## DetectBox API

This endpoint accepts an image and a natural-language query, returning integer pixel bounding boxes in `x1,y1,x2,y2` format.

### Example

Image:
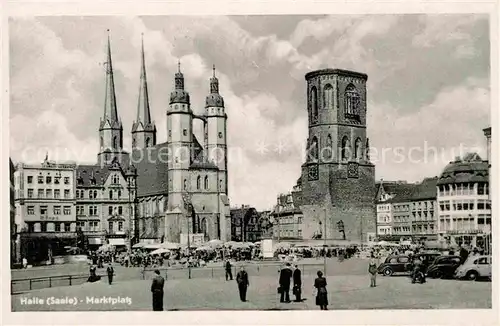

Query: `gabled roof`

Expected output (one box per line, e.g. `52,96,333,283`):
131,142,169,198
376,182,416,204
76,165,110,187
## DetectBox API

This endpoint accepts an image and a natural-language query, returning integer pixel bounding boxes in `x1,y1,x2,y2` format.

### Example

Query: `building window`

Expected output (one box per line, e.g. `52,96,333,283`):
109,206,113,215
40,206,48,215
109,190,113,199
38,189,44,198
218,132,223,139
118,221,123,231
109,221,113,232
76,205,84,215
204,176,209,190
146,137,150,147
112,175,119,184
38,176,44,184
54,206,61,215
344,84,360,117
325,134,333,160
354,138,362,160
64,223,71,232
323,84,334,109
64,189,70,199
93,190,98,199
46,176,52,184
183,179,187,190
54,177,60,184
64,177,70,185
27,206,35,215
310,86,318,122
118,190,121,198
63,206,71,215
341,136,349,161
89,190,94,199
118,206,123,215
46,189,52,198
89,205,97,216
197,176,201,190
54,189,60,199
27,176,33,184
55,223,60,232
183,129,187,136
27,189,34,198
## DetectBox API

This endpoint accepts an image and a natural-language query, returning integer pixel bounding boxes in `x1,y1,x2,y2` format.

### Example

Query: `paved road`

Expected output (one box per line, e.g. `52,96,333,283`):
11,258,368,293
12,272,491,311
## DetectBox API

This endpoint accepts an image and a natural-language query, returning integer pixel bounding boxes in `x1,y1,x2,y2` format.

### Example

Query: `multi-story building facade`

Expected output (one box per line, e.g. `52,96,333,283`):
410,177,438,241
271,193,305,240
375,182,414,241
14,158,77,264
230,206,262,242
437,153,490,247
10,158,17,265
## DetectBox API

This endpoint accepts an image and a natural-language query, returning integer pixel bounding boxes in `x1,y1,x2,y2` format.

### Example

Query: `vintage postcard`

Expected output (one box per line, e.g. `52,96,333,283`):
2,0,498,325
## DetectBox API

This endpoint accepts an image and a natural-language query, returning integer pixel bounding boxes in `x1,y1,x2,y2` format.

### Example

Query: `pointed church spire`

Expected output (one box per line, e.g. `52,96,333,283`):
136,33,152,125
103,30,119,124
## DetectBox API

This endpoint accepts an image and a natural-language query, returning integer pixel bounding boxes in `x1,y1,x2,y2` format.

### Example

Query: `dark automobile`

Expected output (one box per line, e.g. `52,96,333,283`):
378,253,442,276
378,255,412,276
426,255,463,279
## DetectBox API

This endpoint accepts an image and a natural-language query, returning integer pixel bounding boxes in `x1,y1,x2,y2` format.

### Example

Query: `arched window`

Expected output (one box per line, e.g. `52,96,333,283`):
197,176,201,190
146,137,150,148
113,136,117,148
344,84,360,116
200,217,208,240
323,84,334,110
310,137,319,161
100,136,104,148
183,179,187,191
341,136,350,161
354,138,362,160
204,176,209,190
94,190,98,199
311,86,318,122
325,134,333,161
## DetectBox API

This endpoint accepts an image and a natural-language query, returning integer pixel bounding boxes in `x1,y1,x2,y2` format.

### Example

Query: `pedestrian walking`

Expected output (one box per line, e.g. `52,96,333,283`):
236,266,249,302
293,264,302,302
368,255,377,287
106,263,114,285
279,263,293,303
151,269,165,311
314,270,328,310
225,260,233,281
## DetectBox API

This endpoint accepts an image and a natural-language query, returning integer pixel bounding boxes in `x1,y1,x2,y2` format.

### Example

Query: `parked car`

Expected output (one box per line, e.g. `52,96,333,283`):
414,252,442,271
426,255,463,279
378,255,412,276
455,255,492,281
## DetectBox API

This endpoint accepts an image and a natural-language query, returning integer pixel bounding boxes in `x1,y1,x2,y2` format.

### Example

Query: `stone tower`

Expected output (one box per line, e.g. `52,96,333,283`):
298,68,376,243
131,35,157,149
165,62,194,241
97,32,127,166
205,65,228,195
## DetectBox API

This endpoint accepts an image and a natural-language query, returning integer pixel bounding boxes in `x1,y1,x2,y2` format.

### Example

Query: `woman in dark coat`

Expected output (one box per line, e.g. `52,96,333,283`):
314,270,328,310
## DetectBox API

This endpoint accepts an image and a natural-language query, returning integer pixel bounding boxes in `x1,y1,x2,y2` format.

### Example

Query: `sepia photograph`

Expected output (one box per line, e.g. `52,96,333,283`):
3,4,496,323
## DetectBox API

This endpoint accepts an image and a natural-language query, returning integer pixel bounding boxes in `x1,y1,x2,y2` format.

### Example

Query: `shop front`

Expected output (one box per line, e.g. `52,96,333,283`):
20,232,77,265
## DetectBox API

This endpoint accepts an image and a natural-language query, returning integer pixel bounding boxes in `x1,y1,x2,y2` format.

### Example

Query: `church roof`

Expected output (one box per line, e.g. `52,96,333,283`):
131,142,169,198
100,31,121,129
76,165,111,187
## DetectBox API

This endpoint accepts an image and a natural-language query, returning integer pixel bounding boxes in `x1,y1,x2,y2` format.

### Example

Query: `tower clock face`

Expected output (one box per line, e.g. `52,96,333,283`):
308,164,319,181
347,162,359,178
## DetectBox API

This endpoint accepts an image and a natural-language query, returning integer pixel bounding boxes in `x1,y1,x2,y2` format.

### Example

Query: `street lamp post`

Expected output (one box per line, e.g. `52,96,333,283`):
323,206,327,275
183,192,193,280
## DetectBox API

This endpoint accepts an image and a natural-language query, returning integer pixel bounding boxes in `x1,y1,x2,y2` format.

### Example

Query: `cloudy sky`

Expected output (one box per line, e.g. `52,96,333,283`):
9,14,490,210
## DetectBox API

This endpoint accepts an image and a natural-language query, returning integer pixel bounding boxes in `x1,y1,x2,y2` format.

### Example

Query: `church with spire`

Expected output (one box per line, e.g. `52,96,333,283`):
74,32,230,250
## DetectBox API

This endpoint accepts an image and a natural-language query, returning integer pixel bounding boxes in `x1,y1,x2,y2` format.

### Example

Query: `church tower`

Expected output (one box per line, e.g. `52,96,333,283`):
298,69,376,243
165,62,193,241
97,31,126,166
131,34,156,149
205,65,228,195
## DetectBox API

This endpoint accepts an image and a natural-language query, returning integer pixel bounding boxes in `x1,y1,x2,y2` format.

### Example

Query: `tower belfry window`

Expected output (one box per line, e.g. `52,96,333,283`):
113,136,117,148
323,84,333,110
310,86,318,123
310,137,319,161
326,134,333,160
355,138,362,160
204,176,209,190
341,136,350,161
146,137,150,147
197,176,201,190
345,84,360,117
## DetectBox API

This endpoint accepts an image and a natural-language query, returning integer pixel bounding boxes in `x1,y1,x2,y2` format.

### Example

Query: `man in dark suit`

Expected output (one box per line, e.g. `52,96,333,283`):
236,266,249,302
106,263,114,285
151,269,165,311
225,260,233,281
293,264,302,302
279,263,293,303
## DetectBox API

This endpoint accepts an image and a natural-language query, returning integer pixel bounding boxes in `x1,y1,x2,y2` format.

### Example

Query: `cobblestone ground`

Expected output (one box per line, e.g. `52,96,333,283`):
12,273,491,311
